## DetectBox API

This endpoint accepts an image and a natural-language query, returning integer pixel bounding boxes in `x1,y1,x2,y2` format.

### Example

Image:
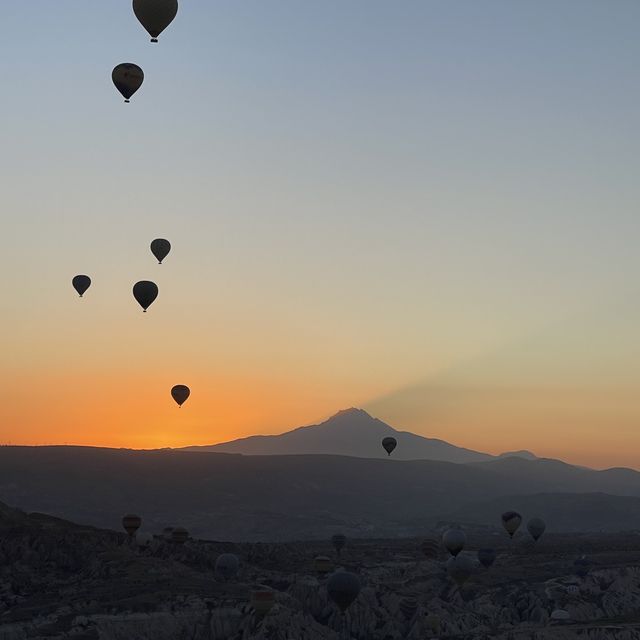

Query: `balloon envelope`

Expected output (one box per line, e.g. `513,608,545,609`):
133,0,178,42
477,548,496,568
501,511,522,538
215,553,240,581
331,533,346,554
446,554,474,586
150,238,171,264
442,528,466,557
250,590,275,616
122,514,141,536
112,63,144,102
72,275,91,297
171,527,189,544
382,436,397,456
327,571,360,612
133,280,158,311
313,555,332,574
171,385,190,407
527,517,546,541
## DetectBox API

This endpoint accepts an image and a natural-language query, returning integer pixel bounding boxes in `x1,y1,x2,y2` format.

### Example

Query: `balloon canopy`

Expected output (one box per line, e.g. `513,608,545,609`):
112,63,144,102
133,0,179,42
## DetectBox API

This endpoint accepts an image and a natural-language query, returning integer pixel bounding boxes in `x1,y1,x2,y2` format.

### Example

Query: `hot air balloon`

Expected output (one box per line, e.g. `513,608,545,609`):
381,436,397,456
171,385,190,407
421,537,440,559
72,275,91,297
527,517,546,542
442,528,466,557
446,554,474,587
477,548,496,568
566,584,580,597
150,238,171,264
331,533,346,556
313,555,332,575
133,0,178,43
122,514,141,537
501,511,522,538
112,63,144,103
171,527,189,544
251,589,275,617
327,571,361,613
215,553,239,581
162,526,174,540
574,555,590,579
133,280,158,312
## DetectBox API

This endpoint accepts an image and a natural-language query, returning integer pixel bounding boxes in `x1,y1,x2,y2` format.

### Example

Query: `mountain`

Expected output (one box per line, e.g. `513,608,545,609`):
1,445,640,540
182,408,500,464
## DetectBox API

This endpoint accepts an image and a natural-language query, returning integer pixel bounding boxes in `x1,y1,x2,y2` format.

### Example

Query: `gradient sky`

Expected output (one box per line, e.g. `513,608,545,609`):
2,1,640,469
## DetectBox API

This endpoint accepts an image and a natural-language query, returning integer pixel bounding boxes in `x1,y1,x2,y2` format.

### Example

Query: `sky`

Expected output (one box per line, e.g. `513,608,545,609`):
2,1,640,469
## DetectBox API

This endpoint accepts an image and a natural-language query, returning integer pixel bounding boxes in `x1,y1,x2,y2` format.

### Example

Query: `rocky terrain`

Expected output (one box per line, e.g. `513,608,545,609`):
3,501,640,639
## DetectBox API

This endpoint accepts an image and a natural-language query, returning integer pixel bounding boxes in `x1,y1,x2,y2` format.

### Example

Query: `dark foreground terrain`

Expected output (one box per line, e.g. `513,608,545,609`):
2,502,640,639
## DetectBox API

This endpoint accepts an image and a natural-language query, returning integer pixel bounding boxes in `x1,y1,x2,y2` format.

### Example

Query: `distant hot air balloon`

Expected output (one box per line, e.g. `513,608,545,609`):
171,385,190,407
527,517,546,542
133,0,178,43
112,63,144,103
331,533,346,556
72,275,91,297
477,548,496,569
501,511,522,538
327,571,361,613
133,280,158,312
162,526,174,540
382,436,397,456
446,554,474,587
150,238,171,264
122,514,141,537
442,528,466,557
313,555,332,575
215,553,240,581
574,555,590,579
421,537,440,559
171,527,189,544
251,589,275,617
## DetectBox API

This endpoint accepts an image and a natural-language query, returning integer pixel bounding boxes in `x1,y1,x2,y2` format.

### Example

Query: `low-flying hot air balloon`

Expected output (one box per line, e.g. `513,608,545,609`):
501,511,522,538
527,517,546,542
133,0,178,43
251,589,275,617
171,527,189,544
313,555,332,575
112,64,144,103
133,280,158,312
150,238,171,264
327,571,361,613
171,385,190,408
443,528,466,557
162,526,174,540
331,533,346,556
574,555,590,579
382,436,397,456
215,553,240,581
72,275,91,297
477,548,496,569
421,537,440,559
122,514,141,537
446,554,474,587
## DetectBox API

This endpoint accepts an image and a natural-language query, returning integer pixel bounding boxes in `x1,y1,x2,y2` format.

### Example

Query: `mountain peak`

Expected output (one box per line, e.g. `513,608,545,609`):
329,407,373,420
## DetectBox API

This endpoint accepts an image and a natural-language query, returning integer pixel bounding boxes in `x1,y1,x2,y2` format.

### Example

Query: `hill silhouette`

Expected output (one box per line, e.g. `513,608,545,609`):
182,408,512,463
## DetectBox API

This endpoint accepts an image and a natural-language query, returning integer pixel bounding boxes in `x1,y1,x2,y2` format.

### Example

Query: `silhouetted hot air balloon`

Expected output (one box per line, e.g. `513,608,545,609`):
477,548,496,568
443,528,466,557
251,589,275,617
122,514,141,537
382,436,397,456
421,537,440,559
215,553,239,581
313,555,332,575
150,238,171,264
171,385,190,407
527,517,546,542
171,527,189,544
501,511,522,538
72,275,91,298
133,0,178,43
574,555,590,579
327,571,361,613
331,533,346,556
162,526,174,540
446,554,474,587
112,63,144,103
133,280,158,312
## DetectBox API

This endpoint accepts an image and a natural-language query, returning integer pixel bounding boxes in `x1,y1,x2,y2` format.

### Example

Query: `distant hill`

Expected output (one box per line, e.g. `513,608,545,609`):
1,445,640,540
182,408,508,464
